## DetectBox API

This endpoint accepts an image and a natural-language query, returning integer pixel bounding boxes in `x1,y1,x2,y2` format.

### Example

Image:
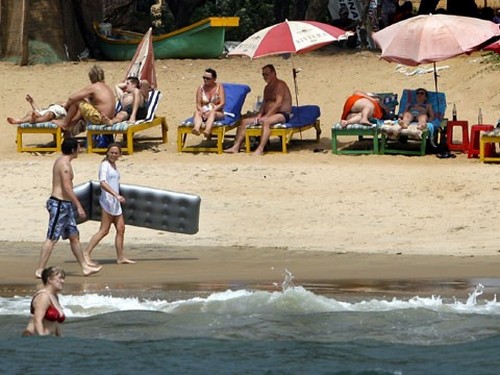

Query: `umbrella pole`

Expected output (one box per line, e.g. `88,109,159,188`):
291,59,301,124
292,66,300,107
433,62,439,93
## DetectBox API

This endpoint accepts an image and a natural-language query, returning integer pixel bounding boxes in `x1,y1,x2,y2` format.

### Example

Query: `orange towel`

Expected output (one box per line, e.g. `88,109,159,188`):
341,94,383,120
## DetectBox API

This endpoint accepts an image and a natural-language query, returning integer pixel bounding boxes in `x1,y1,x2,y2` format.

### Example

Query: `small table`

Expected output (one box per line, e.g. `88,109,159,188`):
480,131,500,162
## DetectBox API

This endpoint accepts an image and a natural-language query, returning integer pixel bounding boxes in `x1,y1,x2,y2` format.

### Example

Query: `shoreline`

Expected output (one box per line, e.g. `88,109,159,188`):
1,242,500,299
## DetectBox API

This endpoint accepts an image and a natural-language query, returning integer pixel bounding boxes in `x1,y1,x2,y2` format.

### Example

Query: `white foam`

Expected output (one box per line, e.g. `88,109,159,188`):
1,284,499,318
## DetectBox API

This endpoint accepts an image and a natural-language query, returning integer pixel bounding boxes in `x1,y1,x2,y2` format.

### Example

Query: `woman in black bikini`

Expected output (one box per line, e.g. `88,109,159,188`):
23,267,66,336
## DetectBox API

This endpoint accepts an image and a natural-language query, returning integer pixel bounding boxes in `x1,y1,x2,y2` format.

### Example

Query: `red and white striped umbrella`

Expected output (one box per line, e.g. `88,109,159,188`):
484,40,500,54
228,20,351,59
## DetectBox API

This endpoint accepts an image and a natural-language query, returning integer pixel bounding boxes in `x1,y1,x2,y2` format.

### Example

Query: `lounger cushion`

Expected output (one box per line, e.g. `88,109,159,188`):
18,122,59,129
87,90,162,132
247,105,321,129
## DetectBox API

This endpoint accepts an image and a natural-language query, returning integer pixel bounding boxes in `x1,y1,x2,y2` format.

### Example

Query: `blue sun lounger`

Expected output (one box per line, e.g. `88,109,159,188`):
379,89,446,156
177,82,251,153
244,105,321,153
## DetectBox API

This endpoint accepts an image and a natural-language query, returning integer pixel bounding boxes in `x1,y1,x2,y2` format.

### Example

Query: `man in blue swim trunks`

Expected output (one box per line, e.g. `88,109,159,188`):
224,64,292,155
35,138,102,278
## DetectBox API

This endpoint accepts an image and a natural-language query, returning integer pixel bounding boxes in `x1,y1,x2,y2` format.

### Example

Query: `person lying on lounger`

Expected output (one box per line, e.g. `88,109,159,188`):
340,90,385,127
7,94,66,126
398,88,434,130
102,76,149,125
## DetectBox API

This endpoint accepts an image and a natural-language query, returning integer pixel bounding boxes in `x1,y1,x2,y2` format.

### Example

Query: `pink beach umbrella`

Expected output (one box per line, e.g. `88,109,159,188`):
228,20,352,105
372,14,500,92
124,28,157,89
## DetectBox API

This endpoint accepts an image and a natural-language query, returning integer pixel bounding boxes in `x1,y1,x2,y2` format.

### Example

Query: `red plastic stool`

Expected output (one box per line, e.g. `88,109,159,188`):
468,124,494,158
446,120,469,152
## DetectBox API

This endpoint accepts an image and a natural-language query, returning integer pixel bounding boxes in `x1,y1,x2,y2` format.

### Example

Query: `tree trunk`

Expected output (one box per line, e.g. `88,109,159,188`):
305,0,329,21
417,0,439,15
447,0,480,17
166,0,206,29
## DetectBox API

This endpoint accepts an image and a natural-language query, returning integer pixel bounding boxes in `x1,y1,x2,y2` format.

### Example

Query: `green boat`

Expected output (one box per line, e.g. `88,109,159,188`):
95,17,240,60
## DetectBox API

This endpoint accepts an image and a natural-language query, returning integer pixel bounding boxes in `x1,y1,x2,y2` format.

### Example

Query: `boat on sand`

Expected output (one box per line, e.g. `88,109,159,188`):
94,17,239,60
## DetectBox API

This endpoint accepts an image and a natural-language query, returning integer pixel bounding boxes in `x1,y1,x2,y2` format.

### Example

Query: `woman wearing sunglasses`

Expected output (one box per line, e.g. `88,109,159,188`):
399,88,434,130
192,68,225,139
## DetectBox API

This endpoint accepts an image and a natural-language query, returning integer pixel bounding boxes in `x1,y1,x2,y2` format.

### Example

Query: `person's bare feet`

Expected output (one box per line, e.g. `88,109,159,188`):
203,131,212,140
223,146,240,153
117,258,136,264
82,265,102,276
192,128,201,136
252,149,264,156
83,252,99,267
340,120,348,128
7,117,21,125
360,119,372,126
35,269,43,279
101,115,113,126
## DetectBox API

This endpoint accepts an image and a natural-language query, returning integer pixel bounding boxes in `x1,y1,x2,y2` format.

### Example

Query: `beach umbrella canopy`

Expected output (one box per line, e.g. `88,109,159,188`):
228,20,351,59
372,14,500,92
228,20,351,105
125,28,157,89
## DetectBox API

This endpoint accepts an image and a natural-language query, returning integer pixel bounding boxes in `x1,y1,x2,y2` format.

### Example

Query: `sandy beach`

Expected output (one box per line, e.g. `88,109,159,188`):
1,49,500,291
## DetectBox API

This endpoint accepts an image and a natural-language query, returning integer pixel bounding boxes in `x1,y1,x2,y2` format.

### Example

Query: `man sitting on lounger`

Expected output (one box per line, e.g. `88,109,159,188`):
340,90,385,127
224,64,292,155
62,65,116,136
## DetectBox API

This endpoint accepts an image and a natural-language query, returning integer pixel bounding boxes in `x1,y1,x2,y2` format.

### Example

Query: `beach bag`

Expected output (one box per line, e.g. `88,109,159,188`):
92,134,114,148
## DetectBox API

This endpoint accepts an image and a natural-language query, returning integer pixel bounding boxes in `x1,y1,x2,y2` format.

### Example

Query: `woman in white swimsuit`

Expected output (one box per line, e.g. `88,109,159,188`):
84,143,135,265
192,68,225,138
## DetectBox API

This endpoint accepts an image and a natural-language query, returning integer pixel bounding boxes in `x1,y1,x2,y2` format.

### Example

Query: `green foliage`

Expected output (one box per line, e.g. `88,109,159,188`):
481,52,500,71
193,0,276,41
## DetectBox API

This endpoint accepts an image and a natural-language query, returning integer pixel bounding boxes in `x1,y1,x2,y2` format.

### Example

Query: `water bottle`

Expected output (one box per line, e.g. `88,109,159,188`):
254,96,262,113
478,108,483,124
452,103,457,121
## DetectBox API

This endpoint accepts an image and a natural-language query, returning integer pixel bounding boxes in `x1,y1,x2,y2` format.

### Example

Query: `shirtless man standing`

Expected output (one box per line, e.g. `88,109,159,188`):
35,138,102,278
224,64,292,155
62,65,115,136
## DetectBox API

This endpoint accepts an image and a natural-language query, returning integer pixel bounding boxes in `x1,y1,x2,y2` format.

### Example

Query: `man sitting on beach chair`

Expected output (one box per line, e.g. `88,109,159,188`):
62,65,115,137
224,64,292,155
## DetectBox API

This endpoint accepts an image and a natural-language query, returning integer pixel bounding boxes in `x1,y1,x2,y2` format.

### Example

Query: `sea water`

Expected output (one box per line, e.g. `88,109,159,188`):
1,276,500,375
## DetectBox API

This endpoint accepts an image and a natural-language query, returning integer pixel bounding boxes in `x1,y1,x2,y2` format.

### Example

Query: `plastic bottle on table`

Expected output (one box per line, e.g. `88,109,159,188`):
478,108,483,124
